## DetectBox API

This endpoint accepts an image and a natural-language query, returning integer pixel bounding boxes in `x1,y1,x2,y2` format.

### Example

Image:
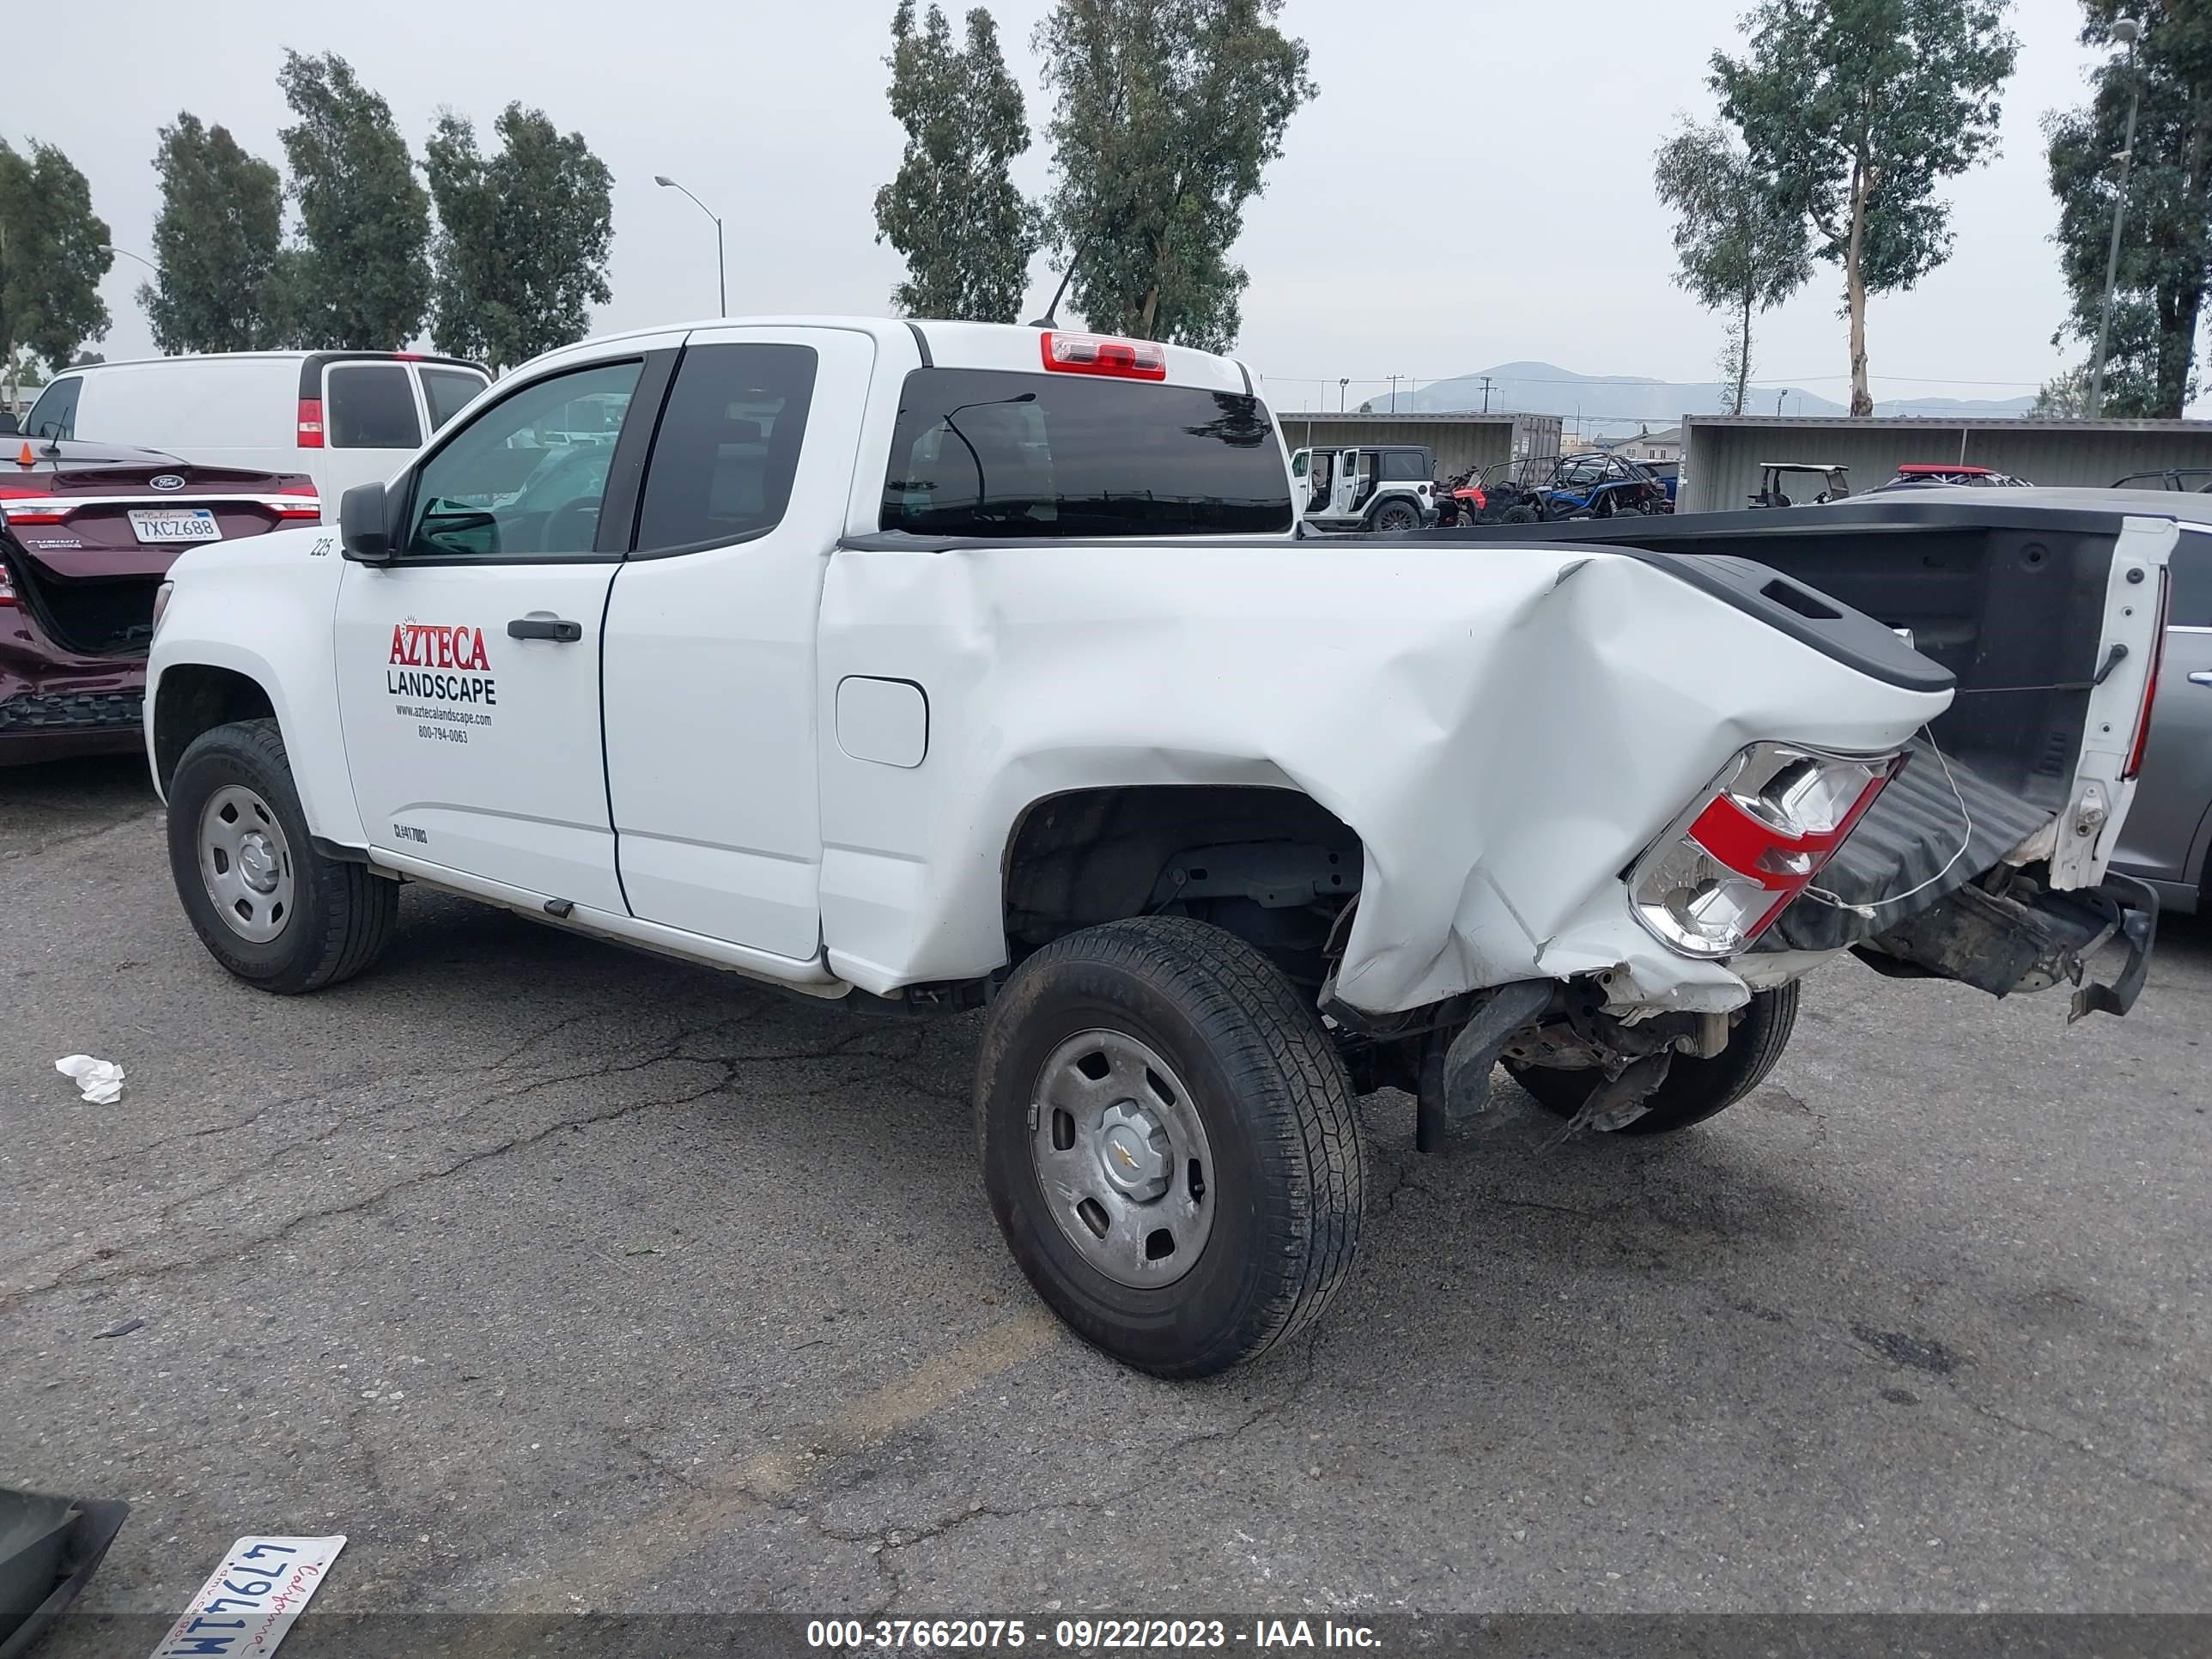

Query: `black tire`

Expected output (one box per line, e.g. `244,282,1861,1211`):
166,717,398,994
1501,504,1540,524
1370,497,1422,532
1504,981,1801,1136
975,915,1363,1377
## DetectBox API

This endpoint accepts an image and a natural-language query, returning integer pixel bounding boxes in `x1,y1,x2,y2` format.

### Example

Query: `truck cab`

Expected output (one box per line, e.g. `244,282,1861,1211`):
1290,445,1436,530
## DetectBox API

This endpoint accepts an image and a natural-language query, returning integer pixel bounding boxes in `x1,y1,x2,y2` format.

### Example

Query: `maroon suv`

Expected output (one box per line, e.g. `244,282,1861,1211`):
0,439,318,765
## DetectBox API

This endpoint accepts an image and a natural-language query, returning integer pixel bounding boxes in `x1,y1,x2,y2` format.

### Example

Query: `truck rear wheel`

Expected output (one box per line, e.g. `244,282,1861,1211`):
166,718,398,994
1504,982,1801,1136
975,916,1364,1377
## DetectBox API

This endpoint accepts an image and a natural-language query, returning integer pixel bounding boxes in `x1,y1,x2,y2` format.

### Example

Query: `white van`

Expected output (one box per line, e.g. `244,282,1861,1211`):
22,352,491,520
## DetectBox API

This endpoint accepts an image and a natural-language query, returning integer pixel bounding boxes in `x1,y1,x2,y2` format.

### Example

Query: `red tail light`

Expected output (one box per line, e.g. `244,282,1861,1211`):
273,498,324,520
0,495,70,525
1040,331,1168,380
297,398,325,447
1628,744,1902,958
2122,569,2170,781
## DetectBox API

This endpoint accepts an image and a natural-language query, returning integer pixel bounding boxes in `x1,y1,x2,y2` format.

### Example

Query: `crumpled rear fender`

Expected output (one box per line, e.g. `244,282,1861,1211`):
815,540,1948,1011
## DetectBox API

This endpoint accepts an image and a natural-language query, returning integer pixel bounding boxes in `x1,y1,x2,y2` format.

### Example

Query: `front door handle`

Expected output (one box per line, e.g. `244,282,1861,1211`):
2190,671,2212,688
507,617,582,642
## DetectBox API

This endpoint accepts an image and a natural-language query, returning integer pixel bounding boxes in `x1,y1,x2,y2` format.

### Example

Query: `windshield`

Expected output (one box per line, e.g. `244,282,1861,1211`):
881,368,1291,538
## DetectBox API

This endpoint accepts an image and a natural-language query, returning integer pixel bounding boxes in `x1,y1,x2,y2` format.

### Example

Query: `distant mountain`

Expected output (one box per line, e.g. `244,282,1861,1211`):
1369,361,2034,435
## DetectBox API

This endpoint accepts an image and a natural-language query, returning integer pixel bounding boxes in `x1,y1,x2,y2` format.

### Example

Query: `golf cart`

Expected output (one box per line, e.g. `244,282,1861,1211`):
1748,462,1850,507
1290,445,1437,531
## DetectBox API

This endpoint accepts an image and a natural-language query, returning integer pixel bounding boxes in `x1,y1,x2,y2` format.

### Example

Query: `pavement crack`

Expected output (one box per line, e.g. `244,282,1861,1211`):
0,1065,733,1309
1950,1389,2205,1509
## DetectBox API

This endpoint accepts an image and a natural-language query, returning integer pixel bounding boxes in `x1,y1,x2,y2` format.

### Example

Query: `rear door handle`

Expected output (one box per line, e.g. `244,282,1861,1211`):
507,617,582,642
2190,671,2212,687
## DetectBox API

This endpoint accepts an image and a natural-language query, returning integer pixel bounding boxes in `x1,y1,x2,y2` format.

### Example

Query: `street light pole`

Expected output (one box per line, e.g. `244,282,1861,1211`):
653,174,726,316
2087,18,2144,420
1338,376,1349,413
102,246,158,276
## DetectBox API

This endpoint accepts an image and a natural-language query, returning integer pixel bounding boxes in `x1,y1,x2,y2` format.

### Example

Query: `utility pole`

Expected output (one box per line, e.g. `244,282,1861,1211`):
1388,374,1401,412
2088,17,2145,419
1479,375,1494,414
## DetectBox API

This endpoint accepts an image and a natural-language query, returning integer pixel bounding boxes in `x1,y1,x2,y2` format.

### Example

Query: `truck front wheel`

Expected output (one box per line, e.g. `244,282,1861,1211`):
166,717,398,994
975,916,1364,1377
1504,982,1801,1135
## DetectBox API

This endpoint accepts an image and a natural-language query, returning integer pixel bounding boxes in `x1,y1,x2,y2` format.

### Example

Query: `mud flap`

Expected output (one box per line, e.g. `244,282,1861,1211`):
1419,978,1557,1154
2069,874,2157,1023
1854,874,2158,1022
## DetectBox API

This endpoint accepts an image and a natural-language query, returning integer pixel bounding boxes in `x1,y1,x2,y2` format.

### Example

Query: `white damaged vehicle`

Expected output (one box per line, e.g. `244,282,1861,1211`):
144,318,2167,1375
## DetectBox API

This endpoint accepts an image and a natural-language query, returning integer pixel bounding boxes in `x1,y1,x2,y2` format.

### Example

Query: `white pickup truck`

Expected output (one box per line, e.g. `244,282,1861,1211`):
145,317,2168,1376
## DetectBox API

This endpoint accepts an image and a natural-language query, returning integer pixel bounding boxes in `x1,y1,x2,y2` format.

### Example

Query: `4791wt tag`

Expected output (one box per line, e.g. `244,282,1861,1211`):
149,1535,346,1658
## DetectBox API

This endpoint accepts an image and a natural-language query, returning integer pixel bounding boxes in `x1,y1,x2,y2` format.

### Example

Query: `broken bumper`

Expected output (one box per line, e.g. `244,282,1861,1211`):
1856,872,2158,1022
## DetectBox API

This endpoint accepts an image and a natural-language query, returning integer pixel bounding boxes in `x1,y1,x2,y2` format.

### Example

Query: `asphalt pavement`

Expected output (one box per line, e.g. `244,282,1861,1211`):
3,754,2207,1638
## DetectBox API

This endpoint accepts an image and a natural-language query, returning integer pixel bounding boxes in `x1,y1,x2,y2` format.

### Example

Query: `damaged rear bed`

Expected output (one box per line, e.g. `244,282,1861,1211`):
1407,490,2174,1017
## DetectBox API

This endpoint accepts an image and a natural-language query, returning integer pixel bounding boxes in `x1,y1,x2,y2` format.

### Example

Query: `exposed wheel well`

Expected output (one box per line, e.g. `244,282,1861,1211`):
152,665,276,793
1002,785,1362,990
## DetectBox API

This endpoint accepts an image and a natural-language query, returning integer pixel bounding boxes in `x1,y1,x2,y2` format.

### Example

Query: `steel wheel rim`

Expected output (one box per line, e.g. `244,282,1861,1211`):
197,784,295,944
1029,1029,1215,1288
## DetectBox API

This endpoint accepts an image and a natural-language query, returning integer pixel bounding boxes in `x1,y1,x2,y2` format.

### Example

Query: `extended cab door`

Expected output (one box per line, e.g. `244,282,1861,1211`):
599,325,875,962
332,347,678,914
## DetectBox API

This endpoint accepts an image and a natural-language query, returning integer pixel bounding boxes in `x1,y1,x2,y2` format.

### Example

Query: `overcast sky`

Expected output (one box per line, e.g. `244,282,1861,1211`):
14,0,2133,414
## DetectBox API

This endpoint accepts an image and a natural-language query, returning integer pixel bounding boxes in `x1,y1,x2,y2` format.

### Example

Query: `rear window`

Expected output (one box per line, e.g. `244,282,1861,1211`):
26,377,80,441
421,367,487,432
326,363,422,448
880,368,1291,538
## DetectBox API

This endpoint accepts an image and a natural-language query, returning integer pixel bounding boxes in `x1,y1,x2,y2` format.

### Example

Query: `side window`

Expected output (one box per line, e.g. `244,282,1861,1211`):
327,364,423,449
634,343,818,554
403,360,645,560
2171,533,2212,629
1291,452,1308,479
26,376,81,441
421,368,489,433
1377,450,1427,482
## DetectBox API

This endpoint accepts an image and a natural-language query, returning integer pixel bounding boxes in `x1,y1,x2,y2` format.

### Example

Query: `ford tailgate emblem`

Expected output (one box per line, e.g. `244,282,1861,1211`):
149,473,185,490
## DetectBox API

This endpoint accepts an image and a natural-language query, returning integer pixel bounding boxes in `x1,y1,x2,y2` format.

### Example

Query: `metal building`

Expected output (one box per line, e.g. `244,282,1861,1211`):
1274,411,1563,478
1678,415,2212,514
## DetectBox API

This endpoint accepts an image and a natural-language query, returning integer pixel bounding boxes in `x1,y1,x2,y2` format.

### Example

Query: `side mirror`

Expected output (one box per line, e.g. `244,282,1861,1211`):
339,481,398,564
0,413,18,436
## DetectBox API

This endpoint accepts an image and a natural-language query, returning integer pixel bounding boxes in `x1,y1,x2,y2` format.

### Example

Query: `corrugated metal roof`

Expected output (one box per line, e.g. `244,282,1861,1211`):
1275,410,1521,426
1684,414,2212,434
